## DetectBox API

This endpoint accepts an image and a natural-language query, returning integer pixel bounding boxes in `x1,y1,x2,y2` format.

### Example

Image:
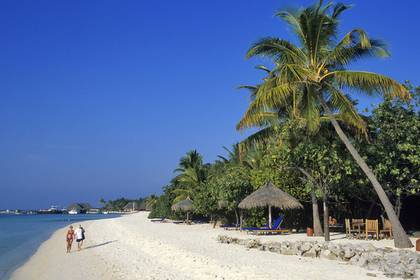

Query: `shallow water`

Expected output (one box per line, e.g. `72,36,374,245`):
0,214,119,279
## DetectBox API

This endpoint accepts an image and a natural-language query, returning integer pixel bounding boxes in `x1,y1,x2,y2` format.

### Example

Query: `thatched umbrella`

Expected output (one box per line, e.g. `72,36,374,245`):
238,182,303,228
217,200,228,210
171,197,193,222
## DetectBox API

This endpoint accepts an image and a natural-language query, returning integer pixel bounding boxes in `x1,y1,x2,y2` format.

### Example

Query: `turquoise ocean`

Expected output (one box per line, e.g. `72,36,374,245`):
0,214,120,279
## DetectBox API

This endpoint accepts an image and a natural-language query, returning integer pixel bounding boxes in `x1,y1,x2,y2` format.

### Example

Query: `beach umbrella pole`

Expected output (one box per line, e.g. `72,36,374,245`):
268,205,272,229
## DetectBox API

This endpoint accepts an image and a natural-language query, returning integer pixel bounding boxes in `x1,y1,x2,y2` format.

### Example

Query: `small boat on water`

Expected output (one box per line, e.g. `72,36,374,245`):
102,211,109,215
68,209,79,215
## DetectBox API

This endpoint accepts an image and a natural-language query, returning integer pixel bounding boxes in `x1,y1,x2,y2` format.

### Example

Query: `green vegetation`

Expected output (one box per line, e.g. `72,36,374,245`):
99,197,143,211
148,1,419,249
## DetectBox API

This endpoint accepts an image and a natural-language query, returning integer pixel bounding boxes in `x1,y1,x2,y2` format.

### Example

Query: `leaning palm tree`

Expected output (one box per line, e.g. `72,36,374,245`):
237,1,412,248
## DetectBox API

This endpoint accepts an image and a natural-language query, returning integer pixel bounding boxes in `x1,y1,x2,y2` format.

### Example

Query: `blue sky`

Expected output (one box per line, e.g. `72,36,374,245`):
1,0,419,209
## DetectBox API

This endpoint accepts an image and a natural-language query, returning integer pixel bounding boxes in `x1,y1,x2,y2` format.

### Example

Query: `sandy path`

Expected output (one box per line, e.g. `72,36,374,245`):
11,212,399,280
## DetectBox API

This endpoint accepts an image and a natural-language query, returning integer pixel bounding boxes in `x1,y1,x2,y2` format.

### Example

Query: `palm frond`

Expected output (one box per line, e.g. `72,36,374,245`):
237,82,297,130
326,39,388,67
328,71,410,99
246,37,304,64
276,9,307,46
255,65,272,74
332,3,352,19
241,126,276,150
326,85,367,134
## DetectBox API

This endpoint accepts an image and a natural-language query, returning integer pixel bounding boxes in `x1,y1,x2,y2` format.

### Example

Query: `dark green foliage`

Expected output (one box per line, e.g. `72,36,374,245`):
101,197,144,211
366,84,420,216
148,193,173,219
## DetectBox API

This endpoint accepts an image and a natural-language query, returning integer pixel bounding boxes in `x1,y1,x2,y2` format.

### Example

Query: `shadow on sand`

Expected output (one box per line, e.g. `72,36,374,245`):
84,240,118,250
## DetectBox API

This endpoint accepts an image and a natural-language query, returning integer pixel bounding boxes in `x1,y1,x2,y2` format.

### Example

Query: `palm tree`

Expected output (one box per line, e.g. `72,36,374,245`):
172,150,208,203
144,195,158,210
175,150,204,172
217,144,242,164
237,1,412,247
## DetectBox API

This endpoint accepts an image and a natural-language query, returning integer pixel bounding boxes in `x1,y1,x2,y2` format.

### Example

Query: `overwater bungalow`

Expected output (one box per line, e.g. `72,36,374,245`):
67,203,92,214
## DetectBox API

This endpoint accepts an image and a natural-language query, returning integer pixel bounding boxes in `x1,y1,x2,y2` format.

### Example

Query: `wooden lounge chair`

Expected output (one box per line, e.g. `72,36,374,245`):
365,219,379,240
380,219,393,239
345,218,360,238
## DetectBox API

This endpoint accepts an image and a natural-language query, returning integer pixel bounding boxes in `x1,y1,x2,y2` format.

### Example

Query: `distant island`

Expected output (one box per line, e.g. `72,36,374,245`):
1,196,154,215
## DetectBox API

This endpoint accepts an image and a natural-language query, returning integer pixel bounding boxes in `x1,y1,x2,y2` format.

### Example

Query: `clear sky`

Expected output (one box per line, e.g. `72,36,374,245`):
1,0,419,209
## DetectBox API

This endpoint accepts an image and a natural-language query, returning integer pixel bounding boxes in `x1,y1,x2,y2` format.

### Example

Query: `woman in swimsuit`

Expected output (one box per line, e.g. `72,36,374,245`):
66,225,75,253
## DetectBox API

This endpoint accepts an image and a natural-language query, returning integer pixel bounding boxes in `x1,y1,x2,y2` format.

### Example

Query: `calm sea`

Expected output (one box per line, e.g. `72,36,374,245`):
0,213,120,280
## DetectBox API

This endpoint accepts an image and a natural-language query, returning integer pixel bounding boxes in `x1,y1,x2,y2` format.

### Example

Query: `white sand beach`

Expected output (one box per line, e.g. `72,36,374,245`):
11,212,416,280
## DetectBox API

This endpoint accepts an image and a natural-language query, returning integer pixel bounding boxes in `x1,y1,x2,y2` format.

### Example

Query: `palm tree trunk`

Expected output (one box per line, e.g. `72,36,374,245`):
323,194,330,241
296,167,323,236
395,195,402,218
234,209,239,227
312,189,324,236
320,99,413,248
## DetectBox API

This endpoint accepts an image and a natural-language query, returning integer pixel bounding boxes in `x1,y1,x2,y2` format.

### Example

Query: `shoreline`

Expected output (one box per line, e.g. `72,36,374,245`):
1,230,56,280
2,214,121,280
11,212,418,280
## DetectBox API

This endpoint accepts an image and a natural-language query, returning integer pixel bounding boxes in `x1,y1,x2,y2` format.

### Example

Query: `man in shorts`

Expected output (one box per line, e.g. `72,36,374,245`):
75,225,85,251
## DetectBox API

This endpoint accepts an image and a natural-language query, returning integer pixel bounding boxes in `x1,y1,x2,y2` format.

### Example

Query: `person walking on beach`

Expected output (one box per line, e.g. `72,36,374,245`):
80,225,86,248
66,225,75,253
75,225,85,251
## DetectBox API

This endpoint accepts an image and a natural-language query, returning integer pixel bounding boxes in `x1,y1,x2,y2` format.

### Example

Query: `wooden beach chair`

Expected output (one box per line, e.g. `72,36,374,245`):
380,219,393,239
345,218,360,238
365,219,379,240
351,218,364,238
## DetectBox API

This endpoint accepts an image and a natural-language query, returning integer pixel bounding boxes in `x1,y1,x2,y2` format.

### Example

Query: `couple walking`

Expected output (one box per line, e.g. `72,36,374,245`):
66,225,86,253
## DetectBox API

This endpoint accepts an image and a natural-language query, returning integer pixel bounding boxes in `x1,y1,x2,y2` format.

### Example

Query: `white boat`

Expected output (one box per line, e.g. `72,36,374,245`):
68,209,79,215
102,211,109,215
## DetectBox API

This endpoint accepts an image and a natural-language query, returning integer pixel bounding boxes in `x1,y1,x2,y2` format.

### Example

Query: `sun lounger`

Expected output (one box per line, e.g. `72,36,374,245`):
249,228,290,235
150,217,166,222
220,224,240,230
241,216,279,231
242,214,288,235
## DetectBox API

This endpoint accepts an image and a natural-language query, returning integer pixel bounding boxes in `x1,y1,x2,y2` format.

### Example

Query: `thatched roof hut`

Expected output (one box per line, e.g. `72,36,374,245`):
239,182,303,228
217,200,228,210
171,197,193,222
123,202,140,212
171,197,193,212
239,182,303,210
67,203,92,213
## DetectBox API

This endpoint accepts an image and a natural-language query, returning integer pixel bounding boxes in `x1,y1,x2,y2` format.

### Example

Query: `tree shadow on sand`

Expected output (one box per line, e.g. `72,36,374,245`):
83,240,118,250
